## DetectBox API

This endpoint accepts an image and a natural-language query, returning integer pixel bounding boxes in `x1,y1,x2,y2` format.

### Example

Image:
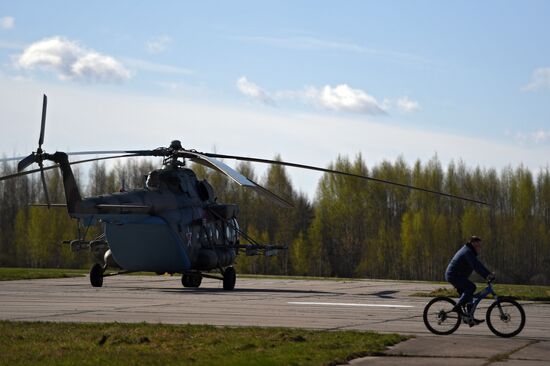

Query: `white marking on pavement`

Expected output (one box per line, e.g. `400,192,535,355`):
288,301,414,308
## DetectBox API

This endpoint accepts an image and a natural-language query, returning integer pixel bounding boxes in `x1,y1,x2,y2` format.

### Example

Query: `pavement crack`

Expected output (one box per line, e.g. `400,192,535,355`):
482,339,539,366
367,313,424,325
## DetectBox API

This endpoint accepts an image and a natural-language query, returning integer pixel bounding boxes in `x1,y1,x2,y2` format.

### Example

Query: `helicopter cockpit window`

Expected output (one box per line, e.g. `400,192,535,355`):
146,171,160,190
197,180,215,202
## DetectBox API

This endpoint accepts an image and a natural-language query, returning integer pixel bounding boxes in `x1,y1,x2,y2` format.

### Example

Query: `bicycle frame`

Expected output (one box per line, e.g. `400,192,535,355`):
466,281,497,316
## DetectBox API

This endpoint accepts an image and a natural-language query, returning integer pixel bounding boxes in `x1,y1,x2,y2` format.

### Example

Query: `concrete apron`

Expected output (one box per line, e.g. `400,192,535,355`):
347,336,550,366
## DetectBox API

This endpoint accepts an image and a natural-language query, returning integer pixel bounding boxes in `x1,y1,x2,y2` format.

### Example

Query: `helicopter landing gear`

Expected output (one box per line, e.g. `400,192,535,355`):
223,266,236,291
181,272,202,288
90,263,104,287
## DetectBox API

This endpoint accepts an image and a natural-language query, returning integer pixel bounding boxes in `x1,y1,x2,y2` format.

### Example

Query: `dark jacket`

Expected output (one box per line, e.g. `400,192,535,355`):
445,243,490,281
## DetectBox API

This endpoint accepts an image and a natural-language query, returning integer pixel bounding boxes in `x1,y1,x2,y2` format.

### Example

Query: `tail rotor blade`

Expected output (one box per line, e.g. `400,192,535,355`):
17,153,37,172
39,94,47,148
39,163,50,209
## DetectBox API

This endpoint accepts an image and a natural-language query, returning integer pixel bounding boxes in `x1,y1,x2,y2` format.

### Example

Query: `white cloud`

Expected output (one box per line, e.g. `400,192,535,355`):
16,36,130,82
1,16,14,29
1,78,550,199
146,36,172,54
232,35,435,66
122,57,193,75
521,68,550,92
396,96,420,113
532,130,550,143
304,84,387,115
235,79,418,116
236,76,274,105
515,130,550,144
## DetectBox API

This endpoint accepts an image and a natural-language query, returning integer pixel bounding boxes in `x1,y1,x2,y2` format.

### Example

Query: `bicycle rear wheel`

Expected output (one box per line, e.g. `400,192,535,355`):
486,299,526,338
423,297,462,335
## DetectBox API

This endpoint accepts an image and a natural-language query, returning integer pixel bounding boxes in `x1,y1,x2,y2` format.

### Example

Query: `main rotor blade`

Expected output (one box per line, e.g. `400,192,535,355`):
247,178,294,208
39,94,47,148
0,165,56,181
67,153,141,166
65,150,151,156
204,153,490,206
186,152,293,208
1,150,153,164
0,154,139,182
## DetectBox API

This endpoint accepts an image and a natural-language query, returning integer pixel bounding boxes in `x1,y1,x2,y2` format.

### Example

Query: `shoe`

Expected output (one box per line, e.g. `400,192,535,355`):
468,318,485,327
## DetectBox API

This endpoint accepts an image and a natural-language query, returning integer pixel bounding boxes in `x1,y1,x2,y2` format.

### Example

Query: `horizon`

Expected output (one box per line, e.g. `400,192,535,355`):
1,1,549,198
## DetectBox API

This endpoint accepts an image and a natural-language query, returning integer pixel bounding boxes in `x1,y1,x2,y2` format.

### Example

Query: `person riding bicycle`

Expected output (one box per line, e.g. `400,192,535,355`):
445,236,495,326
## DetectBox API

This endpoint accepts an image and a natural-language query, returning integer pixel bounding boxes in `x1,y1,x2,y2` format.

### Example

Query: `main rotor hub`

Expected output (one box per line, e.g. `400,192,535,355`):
161,140,186,169
170,140,183,150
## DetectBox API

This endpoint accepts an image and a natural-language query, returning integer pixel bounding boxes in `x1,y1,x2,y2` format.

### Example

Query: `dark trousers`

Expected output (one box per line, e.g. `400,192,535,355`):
448,277,476,308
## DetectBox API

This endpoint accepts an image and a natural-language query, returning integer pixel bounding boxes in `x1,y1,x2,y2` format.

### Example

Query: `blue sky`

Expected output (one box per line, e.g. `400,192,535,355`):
1,1,549,196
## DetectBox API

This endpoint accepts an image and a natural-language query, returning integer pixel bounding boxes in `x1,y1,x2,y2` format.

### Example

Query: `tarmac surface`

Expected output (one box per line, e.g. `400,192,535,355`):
1,275,549,365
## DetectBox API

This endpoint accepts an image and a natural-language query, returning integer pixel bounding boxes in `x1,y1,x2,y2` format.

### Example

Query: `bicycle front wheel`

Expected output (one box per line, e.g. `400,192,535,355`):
486,299,526,338
423,297,462,335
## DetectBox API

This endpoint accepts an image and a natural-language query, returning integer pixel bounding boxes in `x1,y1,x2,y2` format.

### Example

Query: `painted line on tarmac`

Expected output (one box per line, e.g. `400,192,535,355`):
288,301,414,308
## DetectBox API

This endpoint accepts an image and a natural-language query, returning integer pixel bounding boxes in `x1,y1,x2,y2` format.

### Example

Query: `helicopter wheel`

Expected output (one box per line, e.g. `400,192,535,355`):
90,263,104,287
181,273,202,288
223,266,236,291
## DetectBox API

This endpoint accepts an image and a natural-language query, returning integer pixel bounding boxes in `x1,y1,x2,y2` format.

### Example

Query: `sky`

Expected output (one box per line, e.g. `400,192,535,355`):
0,1,549,198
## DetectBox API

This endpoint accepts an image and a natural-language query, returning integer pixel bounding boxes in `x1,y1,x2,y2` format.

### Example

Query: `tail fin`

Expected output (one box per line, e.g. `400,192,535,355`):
51,152,82,213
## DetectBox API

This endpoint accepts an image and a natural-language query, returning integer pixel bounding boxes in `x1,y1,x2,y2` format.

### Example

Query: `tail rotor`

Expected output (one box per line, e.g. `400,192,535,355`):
17,94,51,208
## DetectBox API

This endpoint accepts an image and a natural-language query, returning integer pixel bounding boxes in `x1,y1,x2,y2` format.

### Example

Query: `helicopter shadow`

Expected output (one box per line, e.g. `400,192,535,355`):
367,290,398,299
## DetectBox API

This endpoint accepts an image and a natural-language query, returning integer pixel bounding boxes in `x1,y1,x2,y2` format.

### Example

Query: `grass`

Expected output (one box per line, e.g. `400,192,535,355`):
0,267,163,281
0,321,408,366
0,267,87,281
411,283,550,301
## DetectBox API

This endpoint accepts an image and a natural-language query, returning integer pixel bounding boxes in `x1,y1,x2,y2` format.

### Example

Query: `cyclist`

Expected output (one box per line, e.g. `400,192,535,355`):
445,236,495,326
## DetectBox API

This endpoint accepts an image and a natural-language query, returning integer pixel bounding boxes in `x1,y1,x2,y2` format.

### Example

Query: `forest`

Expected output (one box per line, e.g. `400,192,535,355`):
1,155,549,285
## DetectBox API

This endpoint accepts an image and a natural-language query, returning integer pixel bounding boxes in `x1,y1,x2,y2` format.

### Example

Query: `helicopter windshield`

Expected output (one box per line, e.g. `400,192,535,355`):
146,171,160,190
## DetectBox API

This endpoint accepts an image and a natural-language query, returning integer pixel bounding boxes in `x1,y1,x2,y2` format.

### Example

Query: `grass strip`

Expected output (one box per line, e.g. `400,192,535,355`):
0,267,87,281
0,267,161,281
0,321,407,366
411,283,550,301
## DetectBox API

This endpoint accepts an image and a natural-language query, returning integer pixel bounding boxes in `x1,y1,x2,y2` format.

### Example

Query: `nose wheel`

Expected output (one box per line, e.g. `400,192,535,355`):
90,263,104,287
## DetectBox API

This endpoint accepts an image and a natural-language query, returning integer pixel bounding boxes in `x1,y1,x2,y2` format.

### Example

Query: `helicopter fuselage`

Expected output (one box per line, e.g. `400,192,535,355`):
56,151,240,275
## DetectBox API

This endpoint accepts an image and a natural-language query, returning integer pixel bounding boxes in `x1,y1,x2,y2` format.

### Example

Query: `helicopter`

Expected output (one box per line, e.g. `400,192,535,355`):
0,95,489,290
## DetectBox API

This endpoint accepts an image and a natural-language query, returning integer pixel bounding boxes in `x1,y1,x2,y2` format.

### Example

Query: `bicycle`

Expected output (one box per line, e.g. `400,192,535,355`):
423,280,526,337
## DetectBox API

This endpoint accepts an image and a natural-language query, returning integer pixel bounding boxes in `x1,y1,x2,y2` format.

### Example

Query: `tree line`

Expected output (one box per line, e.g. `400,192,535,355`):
1,155,549,285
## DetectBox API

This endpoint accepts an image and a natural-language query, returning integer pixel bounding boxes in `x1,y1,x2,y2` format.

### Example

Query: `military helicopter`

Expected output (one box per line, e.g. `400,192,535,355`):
0,95,488,290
